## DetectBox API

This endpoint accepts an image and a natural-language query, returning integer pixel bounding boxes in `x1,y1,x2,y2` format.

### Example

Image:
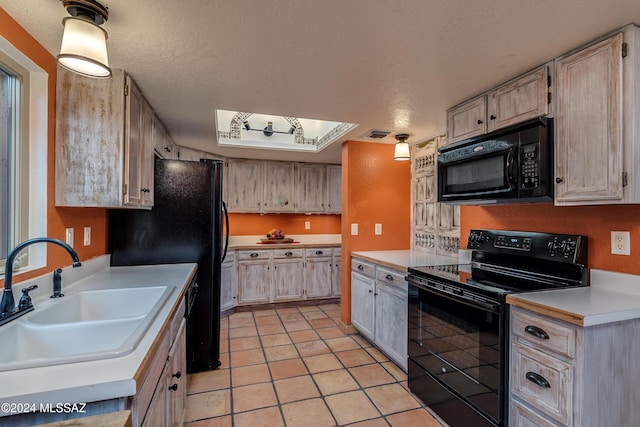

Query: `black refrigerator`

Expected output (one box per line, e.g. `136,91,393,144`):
109,157,228,373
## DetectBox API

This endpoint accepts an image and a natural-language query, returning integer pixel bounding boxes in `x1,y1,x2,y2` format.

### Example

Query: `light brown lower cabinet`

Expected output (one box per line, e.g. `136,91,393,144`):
234,246,340,307
350,257,408,371
509,305,640,426
135,301,186,426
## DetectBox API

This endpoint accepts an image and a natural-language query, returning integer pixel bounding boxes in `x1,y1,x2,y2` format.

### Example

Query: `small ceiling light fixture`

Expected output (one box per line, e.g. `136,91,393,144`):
242,120,296,137
57,0,111,79
394,134,411,161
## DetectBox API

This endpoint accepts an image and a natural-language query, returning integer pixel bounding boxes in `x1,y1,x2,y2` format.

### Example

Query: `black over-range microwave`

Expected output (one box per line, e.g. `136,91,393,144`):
438,117,553,204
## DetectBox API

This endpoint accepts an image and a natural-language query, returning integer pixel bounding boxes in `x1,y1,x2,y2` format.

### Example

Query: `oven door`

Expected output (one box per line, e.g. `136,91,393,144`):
407,282,505,426
438,139,518,202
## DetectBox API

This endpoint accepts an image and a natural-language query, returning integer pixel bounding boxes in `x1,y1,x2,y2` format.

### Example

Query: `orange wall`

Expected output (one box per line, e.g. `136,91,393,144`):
340,140,412,326
229,213,340,235
1,8,108,285
461,203,640,275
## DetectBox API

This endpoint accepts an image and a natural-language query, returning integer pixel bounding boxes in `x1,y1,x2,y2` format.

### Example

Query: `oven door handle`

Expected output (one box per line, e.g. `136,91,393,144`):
408,279,500,313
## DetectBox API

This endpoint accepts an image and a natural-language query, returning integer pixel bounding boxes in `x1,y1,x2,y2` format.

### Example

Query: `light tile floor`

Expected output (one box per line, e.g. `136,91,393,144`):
185,303,446,427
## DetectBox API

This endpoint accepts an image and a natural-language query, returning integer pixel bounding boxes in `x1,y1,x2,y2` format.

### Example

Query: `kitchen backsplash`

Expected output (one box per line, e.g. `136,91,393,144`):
228,213,341,236
461,203,640,275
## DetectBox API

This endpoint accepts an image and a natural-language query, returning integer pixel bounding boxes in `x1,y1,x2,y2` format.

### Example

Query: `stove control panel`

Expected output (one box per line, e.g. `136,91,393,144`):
467,229,587,265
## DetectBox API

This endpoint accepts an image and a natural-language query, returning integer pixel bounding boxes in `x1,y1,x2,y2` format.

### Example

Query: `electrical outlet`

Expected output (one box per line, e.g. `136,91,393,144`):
611,231,631,255
375,223,382,235
305,221,311,230
84,227,91,246
351,223,358,236
65,228,74,247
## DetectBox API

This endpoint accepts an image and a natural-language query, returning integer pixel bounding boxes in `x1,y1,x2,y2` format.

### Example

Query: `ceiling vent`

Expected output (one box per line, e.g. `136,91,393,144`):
359,129,392,139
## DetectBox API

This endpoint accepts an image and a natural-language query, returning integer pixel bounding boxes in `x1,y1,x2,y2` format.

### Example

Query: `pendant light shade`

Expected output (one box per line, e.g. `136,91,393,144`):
393,134,411,161
57,0,111,78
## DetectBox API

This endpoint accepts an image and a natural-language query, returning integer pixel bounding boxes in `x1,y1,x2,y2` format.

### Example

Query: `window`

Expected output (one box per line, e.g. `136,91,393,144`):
0,37,48,274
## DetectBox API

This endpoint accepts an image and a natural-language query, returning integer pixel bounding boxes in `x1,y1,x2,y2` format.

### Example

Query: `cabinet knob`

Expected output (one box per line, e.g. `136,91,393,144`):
172,371,182,379
555,177,564,184
315,250,323,255
168,384,178,391
358,265,364,271
385,274,393,281
490,115,496,120
368,289,372,293
477,119,483,124
285,251,293,257
250,252,259,257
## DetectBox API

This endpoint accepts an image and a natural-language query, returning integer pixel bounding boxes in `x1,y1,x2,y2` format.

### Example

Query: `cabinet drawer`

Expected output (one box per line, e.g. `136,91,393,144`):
512,308,576,358
511,399,563,427
375,266,405,286
511,343,573,426
351,258,375,278
223,250,235,263
305,247,331,258
333,248,341,257
170,297,186,343
273,248,304,259
237,250,271,261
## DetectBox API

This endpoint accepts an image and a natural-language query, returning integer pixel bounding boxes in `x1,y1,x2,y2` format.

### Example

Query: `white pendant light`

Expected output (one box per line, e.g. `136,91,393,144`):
394,134,411,161
57,0,111,79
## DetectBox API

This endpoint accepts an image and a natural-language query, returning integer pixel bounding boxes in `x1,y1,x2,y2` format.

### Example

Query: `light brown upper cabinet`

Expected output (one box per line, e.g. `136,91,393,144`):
554,30,627,205
446,65,551,145
56,67,156,208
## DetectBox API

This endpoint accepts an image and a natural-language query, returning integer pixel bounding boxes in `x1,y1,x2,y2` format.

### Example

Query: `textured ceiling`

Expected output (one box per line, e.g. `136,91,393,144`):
2,0,640,163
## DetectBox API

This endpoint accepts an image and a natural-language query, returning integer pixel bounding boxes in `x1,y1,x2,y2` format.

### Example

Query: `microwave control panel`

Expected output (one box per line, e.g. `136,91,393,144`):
520,144,540,188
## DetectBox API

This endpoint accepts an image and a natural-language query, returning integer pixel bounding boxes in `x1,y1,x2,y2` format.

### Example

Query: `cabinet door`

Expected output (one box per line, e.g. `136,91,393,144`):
153,116,165,155
227,159,262,212
263,161,295,212
140,101,155,207
305,257,332,298
297,163,326,212
220,258,237,311
374,281,408,370
142,364,169,427
167,319,187,427
446,95,487,144
326,165,342,213
273,258,304,300
555,33,624,204
488,65,549,132
331,249,341,296
124,77,145,207
350,272,375,340
237,260,271,304
55,67,126,207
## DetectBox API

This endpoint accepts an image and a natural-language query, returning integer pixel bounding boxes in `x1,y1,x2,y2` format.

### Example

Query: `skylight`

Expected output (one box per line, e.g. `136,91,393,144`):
215,110,357,153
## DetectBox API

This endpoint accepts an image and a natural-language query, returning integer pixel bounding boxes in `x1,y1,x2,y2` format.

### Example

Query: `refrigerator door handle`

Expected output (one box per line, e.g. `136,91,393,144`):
222,200,229,263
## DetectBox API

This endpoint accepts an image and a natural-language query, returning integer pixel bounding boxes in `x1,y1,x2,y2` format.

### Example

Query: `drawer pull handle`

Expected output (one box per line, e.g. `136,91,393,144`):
525,372,551,388
385,274,393,281
285,251,293,256
315,250,323,255
250,253,259,258
358,265,364,271
168,384,178,391
524,325,550,340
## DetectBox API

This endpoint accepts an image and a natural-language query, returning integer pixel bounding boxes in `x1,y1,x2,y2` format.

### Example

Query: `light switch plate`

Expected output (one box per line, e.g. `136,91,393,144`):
305,221,311,230
375,224,382,235
351,223,358,236
65,228,74,247
84,227,91,246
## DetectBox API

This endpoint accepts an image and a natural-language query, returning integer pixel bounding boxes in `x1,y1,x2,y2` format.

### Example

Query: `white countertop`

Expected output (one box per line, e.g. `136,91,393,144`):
0,256,196,411
350,249,467,271
507,269,640,326
228,234,341,249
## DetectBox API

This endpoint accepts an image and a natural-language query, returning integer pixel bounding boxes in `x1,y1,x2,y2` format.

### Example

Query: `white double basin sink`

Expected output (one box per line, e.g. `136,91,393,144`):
0,286,174,371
